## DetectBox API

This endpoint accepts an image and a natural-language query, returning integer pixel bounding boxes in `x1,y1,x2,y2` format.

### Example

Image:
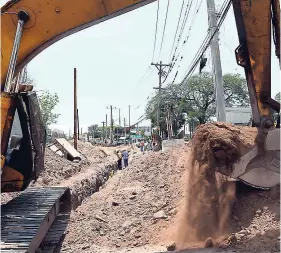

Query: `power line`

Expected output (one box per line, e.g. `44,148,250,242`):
163,0,202,84
169,0,203,81
170,1,192,62
168,0,185,62
179,0,231,86
151,0,160,61
157,0,171,61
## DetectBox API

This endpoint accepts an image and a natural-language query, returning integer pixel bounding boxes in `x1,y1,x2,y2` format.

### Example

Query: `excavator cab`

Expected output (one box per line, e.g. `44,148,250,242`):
1,91,46,192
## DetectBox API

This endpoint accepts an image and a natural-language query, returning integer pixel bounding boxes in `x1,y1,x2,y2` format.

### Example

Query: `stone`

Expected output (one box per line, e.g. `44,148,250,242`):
153,210,167,219
132,191,137,195
256,209,262,214
205,238,213,248
112,201,119,206
229,235,237,243
166,241,176,251
81,245,90,250
169,209,178,216
129,195,136,200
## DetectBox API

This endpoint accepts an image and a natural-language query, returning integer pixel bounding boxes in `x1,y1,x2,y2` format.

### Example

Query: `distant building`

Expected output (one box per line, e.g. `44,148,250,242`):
225,107,252,125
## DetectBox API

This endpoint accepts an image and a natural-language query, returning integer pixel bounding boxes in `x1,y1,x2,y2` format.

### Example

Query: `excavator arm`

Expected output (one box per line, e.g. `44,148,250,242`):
228,0,280,188
1,0,156,85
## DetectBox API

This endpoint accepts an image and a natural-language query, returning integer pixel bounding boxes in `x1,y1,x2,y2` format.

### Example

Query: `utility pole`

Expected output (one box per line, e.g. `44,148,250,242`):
124,117,127,139
206,0,226,122
105,114,108,140
77,108,80,140
107,105,116,144
101,121,105,141
73,68,78,150
151,61,171,132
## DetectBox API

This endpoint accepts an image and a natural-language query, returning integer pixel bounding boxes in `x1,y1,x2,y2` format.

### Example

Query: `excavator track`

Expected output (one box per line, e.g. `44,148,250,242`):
1,187,71,253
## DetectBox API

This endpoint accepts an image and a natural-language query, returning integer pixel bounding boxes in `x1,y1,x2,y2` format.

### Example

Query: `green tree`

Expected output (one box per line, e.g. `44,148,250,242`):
38,91,60,127
145,83,186,134
145,72,250,127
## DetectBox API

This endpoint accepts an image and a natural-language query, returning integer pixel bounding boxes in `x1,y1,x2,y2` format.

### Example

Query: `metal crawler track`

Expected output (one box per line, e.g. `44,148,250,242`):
1,187,71,253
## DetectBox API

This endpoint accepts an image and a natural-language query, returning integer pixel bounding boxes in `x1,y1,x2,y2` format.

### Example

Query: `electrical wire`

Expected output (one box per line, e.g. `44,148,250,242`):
179,0,231,87
168,0,185,62
151,0,160,62
163,0,203,84
157,0,171,61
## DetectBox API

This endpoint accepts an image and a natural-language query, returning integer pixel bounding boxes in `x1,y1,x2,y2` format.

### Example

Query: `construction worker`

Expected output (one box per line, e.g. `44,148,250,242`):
117,151,122,170
122,150,129,168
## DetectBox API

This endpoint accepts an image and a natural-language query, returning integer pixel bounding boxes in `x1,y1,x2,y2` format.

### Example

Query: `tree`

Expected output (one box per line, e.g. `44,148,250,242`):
38,91,60,127
145,72,250,127
145,83,186,135
181,72,249,124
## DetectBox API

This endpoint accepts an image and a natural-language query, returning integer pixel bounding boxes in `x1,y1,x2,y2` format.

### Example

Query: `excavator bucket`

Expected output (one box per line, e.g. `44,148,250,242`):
230,129,280,189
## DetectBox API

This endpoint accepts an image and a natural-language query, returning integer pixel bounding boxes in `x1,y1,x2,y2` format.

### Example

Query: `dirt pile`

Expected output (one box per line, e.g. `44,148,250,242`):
61,147,188,252
176,122,280,252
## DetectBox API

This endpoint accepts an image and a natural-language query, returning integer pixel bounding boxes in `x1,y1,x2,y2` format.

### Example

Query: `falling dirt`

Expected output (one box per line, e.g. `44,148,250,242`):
175,122,279,252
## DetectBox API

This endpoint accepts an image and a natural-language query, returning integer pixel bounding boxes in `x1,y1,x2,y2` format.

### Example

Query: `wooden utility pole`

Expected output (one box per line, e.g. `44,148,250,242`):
101,121,105,141
73,68,78,150
151,61,171,132
77,108,80,140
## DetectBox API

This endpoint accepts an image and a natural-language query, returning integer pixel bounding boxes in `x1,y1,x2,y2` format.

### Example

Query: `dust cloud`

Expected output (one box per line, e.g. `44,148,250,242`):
176,152,236,249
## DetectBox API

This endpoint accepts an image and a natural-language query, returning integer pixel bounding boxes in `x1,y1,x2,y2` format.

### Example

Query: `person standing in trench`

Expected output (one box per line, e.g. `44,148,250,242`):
122,150,129,168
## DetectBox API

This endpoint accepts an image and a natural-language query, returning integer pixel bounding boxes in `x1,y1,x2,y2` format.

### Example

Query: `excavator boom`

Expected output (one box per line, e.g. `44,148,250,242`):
1,0,156,86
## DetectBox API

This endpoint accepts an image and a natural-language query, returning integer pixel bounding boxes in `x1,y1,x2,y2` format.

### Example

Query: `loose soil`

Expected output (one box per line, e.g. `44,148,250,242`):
175,122,280,253
61,123,279,253
61,148,188,253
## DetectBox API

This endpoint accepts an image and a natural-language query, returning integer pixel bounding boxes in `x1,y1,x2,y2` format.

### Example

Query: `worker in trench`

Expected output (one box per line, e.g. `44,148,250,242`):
117,151,122,170
122,149,129,168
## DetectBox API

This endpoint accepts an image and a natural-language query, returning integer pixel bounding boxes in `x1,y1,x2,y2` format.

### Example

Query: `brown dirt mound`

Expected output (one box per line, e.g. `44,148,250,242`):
175,122,280,252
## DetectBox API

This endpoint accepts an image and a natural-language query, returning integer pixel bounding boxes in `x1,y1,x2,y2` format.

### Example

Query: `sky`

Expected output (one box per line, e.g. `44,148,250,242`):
2,0,280,133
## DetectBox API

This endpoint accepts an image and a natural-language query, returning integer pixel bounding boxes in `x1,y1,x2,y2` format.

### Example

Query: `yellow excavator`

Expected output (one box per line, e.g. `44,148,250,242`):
0,0,280,251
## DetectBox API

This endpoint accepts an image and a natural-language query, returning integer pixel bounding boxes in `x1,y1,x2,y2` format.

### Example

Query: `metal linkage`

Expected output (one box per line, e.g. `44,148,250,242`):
4,11,29,93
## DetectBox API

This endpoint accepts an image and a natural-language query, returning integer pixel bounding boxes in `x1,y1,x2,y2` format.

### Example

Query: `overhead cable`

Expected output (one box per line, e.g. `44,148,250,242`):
179,0,231,86
151,0,160,61
168,0,185,62
157,0,171,61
